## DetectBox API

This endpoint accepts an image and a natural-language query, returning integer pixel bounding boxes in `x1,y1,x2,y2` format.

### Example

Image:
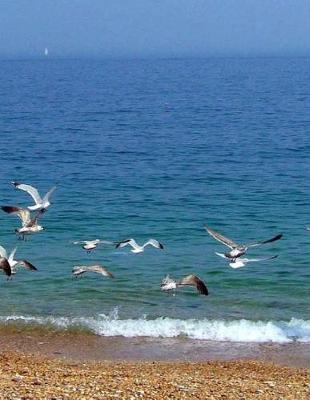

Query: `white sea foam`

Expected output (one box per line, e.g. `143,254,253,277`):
0,314,309,343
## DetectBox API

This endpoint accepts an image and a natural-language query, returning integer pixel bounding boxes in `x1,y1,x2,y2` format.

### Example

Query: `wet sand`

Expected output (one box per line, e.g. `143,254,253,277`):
0,328,309,368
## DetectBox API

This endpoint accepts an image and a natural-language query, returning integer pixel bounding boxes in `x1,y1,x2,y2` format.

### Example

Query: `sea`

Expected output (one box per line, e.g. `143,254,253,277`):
0,57,309,347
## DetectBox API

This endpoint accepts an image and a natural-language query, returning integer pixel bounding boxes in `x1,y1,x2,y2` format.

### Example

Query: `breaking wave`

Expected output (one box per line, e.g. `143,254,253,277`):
0,312,309,343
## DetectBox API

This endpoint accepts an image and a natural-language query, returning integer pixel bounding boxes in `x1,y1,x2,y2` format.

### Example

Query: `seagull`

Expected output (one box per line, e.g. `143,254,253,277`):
73,239,114,253
1,206,44,239
205,225,282,260
0,245,37,274
306,227,310,231
160,275,178,291
216,252,278,268
161,274,208,295
72,265,114,278
0,257,11,278
115,238,164,253
12,182,56,212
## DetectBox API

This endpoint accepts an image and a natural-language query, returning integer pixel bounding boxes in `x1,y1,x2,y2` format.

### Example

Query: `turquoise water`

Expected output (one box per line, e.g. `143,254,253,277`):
0,58,309,342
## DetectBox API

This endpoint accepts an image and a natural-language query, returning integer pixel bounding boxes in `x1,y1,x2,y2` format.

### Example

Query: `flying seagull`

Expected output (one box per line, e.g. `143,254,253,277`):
161,274,208,295
12,182,56,212
73,239,114,253
115,238,164,253
205,225,282,260
216,252,278,269
0,245,37,275
1,206,44,239
72,265,114,278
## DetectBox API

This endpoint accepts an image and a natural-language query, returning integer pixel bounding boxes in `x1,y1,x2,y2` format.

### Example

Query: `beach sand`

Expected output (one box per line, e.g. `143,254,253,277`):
0,329,309,399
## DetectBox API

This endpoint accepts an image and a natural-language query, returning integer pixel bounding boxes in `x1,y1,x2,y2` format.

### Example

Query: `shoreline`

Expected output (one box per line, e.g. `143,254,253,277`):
0,329,309,368
1,324,309,397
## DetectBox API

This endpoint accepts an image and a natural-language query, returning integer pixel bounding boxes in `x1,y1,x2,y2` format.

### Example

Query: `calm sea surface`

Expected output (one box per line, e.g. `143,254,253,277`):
0,58,309,342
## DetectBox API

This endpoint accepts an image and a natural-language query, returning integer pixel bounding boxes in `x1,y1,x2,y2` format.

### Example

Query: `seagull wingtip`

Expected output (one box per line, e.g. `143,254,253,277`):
1,206,13,213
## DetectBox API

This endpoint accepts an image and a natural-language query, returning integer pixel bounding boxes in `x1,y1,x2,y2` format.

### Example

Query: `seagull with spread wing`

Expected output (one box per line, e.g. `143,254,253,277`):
0,245,37,274
12,181,56,212
161,274,208,295
1,206,44,239
72,265,114,278
73,239,114,253
115,238,164,253
205,225,282,260
216,252,278,269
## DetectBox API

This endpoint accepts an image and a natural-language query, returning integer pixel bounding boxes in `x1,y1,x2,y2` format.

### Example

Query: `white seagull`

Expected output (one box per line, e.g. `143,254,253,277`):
115,238,164,253
1,206,44,239
205,225,282,260
216,252,278,269
12,182,56,212
72,265,114,278
0,245,37,274
161,274,209,295
73,239,114,253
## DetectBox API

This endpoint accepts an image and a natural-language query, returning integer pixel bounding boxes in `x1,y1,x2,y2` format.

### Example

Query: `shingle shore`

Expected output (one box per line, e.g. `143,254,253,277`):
0,352,309,399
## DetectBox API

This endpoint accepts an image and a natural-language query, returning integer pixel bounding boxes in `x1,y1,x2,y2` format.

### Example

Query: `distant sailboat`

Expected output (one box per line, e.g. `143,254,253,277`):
44,48,48,56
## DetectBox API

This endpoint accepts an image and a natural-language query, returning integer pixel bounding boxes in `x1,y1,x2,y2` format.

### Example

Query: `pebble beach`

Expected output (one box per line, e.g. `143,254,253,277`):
0,351,309,400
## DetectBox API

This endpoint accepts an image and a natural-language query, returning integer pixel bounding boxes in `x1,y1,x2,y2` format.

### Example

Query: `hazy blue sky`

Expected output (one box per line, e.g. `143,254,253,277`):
0,0,310,58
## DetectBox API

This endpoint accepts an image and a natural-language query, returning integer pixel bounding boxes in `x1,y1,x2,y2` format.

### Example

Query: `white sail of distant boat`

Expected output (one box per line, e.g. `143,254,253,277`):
44,48,48,56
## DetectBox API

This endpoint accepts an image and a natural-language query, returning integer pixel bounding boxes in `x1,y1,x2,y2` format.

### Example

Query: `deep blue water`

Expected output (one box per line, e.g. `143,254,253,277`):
0,58,309,342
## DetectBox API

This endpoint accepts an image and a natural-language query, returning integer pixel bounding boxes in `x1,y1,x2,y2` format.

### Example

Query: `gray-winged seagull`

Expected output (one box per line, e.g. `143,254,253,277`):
216,252,278,269
0,245,37,274
72,265,114,278
161,274,208,295
1,206,44,239
12,181,56,212
73,239,114,253
205,225,282,260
